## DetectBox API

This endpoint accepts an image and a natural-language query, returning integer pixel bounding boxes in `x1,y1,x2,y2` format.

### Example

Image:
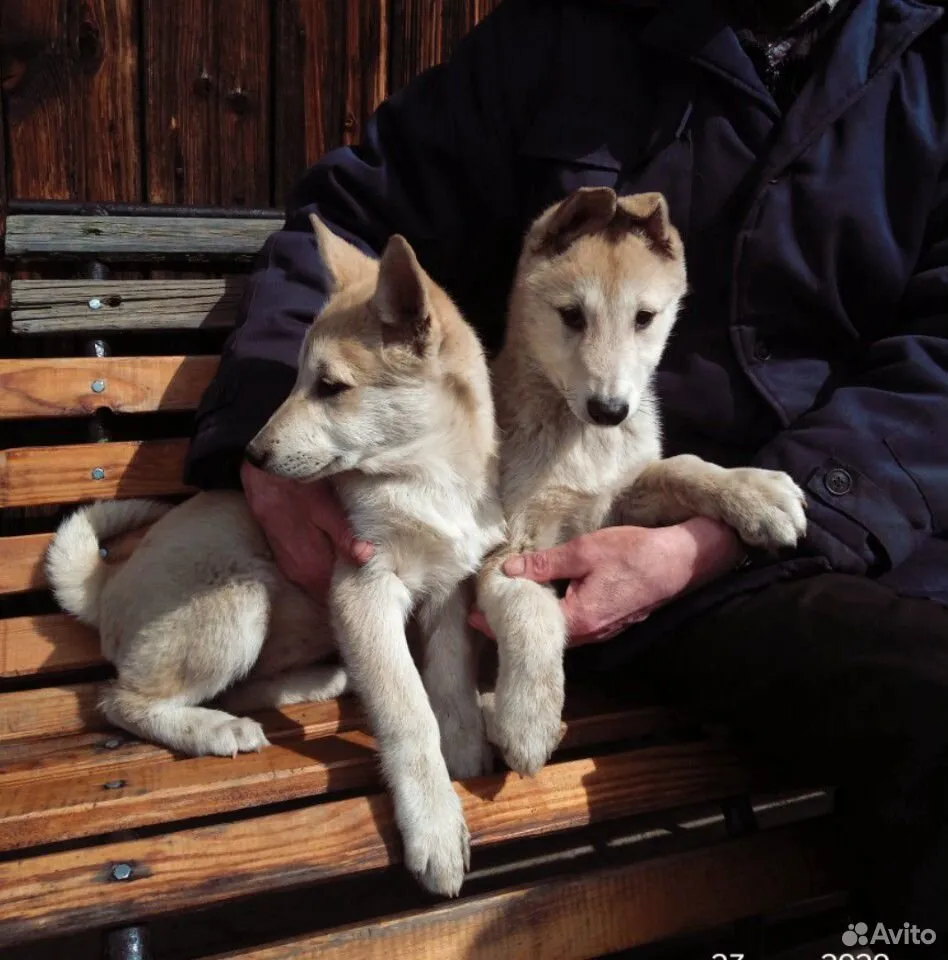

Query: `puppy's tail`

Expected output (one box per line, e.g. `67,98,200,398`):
46,499,172,627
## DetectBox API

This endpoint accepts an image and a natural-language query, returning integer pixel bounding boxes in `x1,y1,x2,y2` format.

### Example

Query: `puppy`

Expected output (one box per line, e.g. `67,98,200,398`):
477,187,807,775
47,216,505,897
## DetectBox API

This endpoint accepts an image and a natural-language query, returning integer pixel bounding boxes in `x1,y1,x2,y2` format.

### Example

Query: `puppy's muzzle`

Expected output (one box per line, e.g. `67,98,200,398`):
586,396,629,427
244,444,270,470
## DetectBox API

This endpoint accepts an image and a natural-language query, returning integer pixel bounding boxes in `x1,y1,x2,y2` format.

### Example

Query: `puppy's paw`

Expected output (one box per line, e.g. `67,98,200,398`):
721,468,808,551
400,785,470,897
487,670,565,776
199,716,270,758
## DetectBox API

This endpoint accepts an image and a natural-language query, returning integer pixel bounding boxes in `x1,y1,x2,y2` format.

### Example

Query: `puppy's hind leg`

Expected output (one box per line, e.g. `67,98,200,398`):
101,686,269,758
418,582,492,780
475,554,567,777
218,664,349,714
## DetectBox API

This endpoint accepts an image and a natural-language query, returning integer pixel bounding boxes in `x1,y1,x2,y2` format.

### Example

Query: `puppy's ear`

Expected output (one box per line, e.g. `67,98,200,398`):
372,235,433,356
533,187,618,256
615,192,676,259
308,213,377,290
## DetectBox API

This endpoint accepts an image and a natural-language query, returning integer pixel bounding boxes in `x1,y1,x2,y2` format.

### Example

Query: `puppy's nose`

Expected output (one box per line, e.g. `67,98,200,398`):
244,445,269,470
586,396,629,426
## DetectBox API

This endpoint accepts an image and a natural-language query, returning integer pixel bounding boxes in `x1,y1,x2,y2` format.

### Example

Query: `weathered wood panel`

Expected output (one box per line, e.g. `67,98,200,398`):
0,614,100,678
0,357,219,418
2,0,140,201
212,822,841,960
0,747,751,945
11,279,245,332
5,215,279,256
216,0,272,207
0,440,192,508
0,684,102,744
273,0,387,205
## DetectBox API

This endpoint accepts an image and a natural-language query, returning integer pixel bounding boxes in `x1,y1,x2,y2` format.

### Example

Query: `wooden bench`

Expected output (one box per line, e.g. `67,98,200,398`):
0,208,846,960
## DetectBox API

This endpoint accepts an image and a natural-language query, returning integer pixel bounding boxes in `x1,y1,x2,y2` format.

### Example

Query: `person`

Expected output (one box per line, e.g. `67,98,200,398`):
185,0,948,936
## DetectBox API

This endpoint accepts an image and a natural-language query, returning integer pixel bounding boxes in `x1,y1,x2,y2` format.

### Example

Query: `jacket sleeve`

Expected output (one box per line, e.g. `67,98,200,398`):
752,171,948,576
184,0,557,490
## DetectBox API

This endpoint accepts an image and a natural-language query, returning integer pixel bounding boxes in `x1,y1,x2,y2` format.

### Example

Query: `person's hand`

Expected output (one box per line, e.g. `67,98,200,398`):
470,517,744,645
241,460,374,595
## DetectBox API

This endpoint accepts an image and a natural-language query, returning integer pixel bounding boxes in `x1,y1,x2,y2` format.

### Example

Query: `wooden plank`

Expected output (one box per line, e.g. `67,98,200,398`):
217,0,271,207
67,0,141,202
0,746,753,945
11,279,245,332
0,534,51,594
0,684,103,745
273,0,387,205
390,0,475,93
2,0,140,202
143,0,216,204
0,685,362,746
0,614,100,678
0,357,219,419
0,701,683,850
0,440,192,508
212,821,841,960
2,0,76,199
4,215,279,257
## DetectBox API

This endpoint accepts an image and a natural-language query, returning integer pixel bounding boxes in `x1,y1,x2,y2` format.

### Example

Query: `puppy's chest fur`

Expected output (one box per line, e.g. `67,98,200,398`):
336,472,504,597
499,399,662,552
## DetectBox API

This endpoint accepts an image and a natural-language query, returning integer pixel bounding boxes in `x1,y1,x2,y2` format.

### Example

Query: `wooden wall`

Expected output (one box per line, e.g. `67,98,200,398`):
0,0,501,209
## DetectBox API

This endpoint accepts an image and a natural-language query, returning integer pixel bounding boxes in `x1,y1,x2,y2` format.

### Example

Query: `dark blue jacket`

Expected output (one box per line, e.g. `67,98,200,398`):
186,0,948,647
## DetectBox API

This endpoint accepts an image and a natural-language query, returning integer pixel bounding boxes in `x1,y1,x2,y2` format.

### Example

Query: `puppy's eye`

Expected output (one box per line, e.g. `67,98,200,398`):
558,305,586,332
634,310,656,330
314,378,351,399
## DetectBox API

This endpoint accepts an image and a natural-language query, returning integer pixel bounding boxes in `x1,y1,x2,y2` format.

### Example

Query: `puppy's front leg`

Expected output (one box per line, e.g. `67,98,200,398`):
475,552,567,777
331,562,469,897
418,583,492,780
615,454,807,550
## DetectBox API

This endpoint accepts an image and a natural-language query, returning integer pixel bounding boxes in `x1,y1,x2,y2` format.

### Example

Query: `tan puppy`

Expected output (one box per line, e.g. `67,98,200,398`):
47,217,505,897
477,187,807,776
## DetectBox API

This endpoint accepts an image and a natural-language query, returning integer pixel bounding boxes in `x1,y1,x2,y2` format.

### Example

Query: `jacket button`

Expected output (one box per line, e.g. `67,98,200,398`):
753,340,772,361
824,468,853,496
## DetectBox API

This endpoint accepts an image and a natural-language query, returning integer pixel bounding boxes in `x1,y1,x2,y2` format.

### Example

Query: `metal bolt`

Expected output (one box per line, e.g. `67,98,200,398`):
91,379,106,393
110,863,133,882
91,467,105,481
88,297,102,310
103,779,126,790
102,737,122,749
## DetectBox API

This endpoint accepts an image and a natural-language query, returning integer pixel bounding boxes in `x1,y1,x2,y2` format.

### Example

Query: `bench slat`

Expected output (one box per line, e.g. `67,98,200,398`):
0,747,750,945
0,357,218,418
211,821,840,960
0,534,51,595
0,440,192,508
0,614,100,679
0,702,674,851
0,684,102,744
5,215,280,257
11,280,244,333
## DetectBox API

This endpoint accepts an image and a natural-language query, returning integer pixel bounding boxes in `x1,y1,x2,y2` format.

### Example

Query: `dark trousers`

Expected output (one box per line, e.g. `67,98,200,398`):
619,574,948,937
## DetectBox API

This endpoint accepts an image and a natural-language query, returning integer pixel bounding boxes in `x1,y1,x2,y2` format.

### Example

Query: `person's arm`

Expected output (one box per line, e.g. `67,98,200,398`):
185,0,559,490
750,171,948,577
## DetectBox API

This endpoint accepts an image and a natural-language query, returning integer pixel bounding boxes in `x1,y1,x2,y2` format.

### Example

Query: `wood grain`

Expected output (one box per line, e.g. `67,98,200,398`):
0,440,192,508
2,0,140,201
217,0,271,207
11,279,245,332
0,746,752,944
0,357,218,419
0,614,101,678
0,684,102,745
211,821,841,960
273,0,387,205
0,701,683,850
0,533,52,594
5,215,279,257
390,0,476,92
